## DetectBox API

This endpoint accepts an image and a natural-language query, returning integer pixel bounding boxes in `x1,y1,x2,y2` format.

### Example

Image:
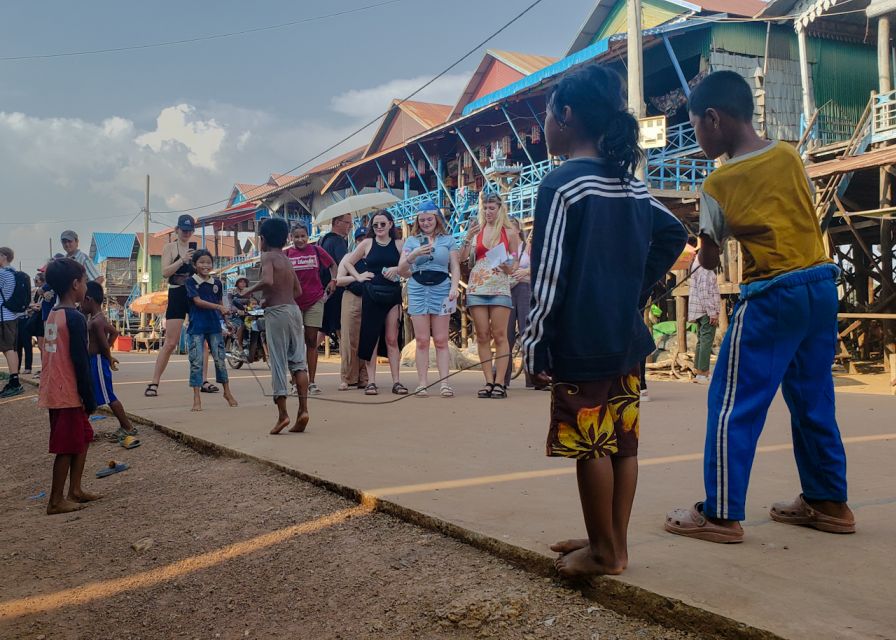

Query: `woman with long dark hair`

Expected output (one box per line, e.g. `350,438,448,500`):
524,65,687,577
341,210,407,396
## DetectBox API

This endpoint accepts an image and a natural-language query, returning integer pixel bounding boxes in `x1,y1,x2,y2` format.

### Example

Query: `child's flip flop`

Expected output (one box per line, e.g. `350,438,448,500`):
119,435,141,449
96,462,129,478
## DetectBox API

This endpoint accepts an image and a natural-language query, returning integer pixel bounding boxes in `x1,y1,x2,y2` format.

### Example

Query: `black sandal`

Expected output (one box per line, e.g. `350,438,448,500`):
201,381,220,393
144,383,158,397
392,382,409,395
478,383,495,398
491,384,508,399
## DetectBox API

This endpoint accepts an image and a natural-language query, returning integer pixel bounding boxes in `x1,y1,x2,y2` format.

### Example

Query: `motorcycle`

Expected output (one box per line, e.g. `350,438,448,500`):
225,308,267,369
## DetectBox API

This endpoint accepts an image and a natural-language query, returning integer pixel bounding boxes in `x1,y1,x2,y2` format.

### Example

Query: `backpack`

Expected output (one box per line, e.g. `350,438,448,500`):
0,268,31,314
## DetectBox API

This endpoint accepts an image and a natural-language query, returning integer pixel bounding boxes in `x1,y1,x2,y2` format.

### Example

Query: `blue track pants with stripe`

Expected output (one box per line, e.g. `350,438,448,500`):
704,264,848,521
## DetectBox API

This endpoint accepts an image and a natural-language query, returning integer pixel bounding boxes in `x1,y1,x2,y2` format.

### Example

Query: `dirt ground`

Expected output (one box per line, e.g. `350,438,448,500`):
0,392,698,640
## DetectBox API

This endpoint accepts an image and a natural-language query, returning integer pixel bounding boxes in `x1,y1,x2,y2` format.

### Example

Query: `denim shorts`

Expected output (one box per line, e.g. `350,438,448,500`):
408,279,451,316
467,294,513,309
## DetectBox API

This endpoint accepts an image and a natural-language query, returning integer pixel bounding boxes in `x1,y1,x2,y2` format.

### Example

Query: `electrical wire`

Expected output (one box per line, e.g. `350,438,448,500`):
0,1,403,62
0,212,140,226
152,0,549,215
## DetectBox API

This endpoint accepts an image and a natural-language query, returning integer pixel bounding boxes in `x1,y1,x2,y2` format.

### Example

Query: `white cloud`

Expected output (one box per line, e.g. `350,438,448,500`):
329,73,470,120
135,104,226,171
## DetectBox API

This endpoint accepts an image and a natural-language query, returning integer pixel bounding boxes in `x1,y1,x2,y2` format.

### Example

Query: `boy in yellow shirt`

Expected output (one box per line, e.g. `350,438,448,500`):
665,71,854,543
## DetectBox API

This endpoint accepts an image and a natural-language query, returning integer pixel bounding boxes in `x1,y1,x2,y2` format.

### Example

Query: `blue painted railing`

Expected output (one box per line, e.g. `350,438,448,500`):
647,122,700,160
646,157,713,192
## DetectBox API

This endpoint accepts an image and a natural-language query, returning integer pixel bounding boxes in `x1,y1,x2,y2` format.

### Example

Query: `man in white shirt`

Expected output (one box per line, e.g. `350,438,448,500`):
688,244,721,384
60,230,104,285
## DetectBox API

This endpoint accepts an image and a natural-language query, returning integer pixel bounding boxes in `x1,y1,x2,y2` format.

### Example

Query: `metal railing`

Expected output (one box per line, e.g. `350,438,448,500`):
872,90,896,143
647,122,700,160
646,157,713,191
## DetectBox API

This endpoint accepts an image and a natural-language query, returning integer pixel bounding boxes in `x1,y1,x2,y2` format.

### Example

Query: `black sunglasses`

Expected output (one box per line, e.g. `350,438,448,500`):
372,221,389,229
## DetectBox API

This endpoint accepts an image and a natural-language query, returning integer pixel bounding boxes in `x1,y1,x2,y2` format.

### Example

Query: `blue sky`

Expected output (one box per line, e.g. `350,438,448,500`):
0,0,594,271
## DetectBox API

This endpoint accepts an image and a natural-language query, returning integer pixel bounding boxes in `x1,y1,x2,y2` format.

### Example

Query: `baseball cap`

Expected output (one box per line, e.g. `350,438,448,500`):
176,214,196,232
60,230,78,243
354,227,368,240
416,200,439,213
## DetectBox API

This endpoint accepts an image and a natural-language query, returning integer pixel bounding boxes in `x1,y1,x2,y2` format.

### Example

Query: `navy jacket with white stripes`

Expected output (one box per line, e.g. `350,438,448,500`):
523,157,688,381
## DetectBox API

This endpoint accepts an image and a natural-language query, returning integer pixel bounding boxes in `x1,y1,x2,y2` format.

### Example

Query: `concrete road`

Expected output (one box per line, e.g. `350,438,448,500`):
30,351,896,639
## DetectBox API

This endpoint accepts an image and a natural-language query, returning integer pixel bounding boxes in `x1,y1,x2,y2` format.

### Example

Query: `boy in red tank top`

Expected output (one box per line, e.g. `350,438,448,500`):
38,258,99,515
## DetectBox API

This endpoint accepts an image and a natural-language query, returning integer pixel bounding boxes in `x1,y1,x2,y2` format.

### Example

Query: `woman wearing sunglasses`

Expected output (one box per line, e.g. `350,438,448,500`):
398,201,460,397
459,192,520,399
341,210,408,396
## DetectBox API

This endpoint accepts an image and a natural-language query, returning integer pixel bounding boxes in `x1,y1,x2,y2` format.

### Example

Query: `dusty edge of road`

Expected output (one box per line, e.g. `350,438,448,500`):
87,398,779,640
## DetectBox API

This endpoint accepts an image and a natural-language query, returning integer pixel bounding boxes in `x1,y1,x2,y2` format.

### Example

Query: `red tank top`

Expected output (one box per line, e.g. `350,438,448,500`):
475,227,511,261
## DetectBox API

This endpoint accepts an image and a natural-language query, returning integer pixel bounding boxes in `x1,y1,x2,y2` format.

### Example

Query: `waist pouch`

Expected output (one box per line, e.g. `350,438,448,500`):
740,263,840,300
412,271,449,286
365,282,402,307
169,273,188,287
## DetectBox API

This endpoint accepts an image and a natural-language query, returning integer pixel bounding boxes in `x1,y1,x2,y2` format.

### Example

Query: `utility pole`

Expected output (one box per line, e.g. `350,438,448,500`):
627,0,645,180
140,174,150,329
143,174,150,296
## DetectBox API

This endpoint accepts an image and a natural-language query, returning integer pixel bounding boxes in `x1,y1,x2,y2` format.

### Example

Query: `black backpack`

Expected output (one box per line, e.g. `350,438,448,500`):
0,269,31,314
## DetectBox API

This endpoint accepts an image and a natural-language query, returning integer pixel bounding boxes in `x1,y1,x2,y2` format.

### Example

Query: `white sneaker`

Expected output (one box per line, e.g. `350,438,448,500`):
308,382,322,396
694,375,710,385
640,389,650,402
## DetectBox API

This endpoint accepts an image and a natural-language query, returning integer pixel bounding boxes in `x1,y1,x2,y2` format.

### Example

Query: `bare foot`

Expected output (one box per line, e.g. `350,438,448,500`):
68,490,102,503
550,539,589,554
289,411,310,433
47,499,86,515
554,546,624,578
224,393,238,407
271,416,290,435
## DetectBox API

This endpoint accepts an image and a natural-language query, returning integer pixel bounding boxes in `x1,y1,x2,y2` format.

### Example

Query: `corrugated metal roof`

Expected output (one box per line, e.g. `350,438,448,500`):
489,49,559,75
399,100,453,129
91,232,137,263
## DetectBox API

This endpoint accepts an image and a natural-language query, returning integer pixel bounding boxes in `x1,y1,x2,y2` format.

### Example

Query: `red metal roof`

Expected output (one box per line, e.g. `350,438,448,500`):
488,49,559,75
697,0,766,17
135,232,168,257
399,100,453,129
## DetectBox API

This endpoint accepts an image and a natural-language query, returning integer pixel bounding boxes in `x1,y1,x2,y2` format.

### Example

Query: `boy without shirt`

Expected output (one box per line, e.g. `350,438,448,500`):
82,281,137,438
245,217,310,434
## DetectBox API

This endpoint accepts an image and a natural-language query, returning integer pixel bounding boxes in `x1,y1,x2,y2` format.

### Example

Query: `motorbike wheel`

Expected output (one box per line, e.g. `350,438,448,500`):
226,355,244,369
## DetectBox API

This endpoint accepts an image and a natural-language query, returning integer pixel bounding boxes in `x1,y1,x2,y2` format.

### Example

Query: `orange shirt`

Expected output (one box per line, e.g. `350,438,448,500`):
38,307,95,410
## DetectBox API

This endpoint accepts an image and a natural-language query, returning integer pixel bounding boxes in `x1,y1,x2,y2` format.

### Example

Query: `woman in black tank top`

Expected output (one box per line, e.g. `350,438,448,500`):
341,210,408,396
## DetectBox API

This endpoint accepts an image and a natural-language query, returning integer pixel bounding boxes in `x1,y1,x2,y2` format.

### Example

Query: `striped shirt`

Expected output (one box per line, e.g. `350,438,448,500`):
0,267,23,322
67,249,100,282
522,157,688,381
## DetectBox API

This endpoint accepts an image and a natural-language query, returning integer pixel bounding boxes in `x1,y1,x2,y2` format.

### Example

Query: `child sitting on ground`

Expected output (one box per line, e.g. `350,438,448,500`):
81,281,138,442
522,64,687,577
38,258,100,515
664,70,854,542
184,250,238,412
244,217,310,434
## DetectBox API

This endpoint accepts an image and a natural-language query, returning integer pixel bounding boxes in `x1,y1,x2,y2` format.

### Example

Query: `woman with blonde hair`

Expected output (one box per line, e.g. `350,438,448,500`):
399,200,460,397
459,192,520,399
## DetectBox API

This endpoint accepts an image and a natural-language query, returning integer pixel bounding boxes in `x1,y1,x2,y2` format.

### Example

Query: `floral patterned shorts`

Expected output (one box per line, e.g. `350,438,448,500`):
547,370,641,459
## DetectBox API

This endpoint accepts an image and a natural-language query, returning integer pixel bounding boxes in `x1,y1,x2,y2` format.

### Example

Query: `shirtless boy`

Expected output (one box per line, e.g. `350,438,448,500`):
82,282,137,438
245,217,310,434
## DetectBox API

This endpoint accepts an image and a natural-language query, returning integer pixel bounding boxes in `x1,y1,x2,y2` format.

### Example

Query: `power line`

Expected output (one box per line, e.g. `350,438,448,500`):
0,212,139,226
153,0,549,215
0,0,403,62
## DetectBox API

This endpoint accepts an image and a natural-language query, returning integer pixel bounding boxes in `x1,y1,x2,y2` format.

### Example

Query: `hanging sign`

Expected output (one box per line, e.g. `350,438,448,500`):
639,116,667,149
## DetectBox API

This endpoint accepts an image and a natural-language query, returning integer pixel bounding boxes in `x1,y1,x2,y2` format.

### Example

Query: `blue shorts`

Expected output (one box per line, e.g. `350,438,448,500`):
90,354,117,406
408,279,452,316
467,294,513,309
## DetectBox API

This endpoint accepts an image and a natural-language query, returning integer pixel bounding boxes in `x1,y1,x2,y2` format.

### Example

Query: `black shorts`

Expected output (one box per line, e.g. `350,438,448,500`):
166,286,189,320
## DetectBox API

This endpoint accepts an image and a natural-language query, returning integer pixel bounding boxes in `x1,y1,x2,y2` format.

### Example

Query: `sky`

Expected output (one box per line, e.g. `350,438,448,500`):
0,0,595,273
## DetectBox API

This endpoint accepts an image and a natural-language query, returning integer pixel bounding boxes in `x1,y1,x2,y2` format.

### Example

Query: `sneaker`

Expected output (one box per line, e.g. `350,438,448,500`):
0,383,24,398
639,389,650,402
693,375,710,385
308,382,322,396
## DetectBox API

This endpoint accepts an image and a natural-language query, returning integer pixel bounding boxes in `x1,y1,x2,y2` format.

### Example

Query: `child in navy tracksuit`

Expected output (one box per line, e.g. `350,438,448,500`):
523,65,687,577
665,71,854,544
